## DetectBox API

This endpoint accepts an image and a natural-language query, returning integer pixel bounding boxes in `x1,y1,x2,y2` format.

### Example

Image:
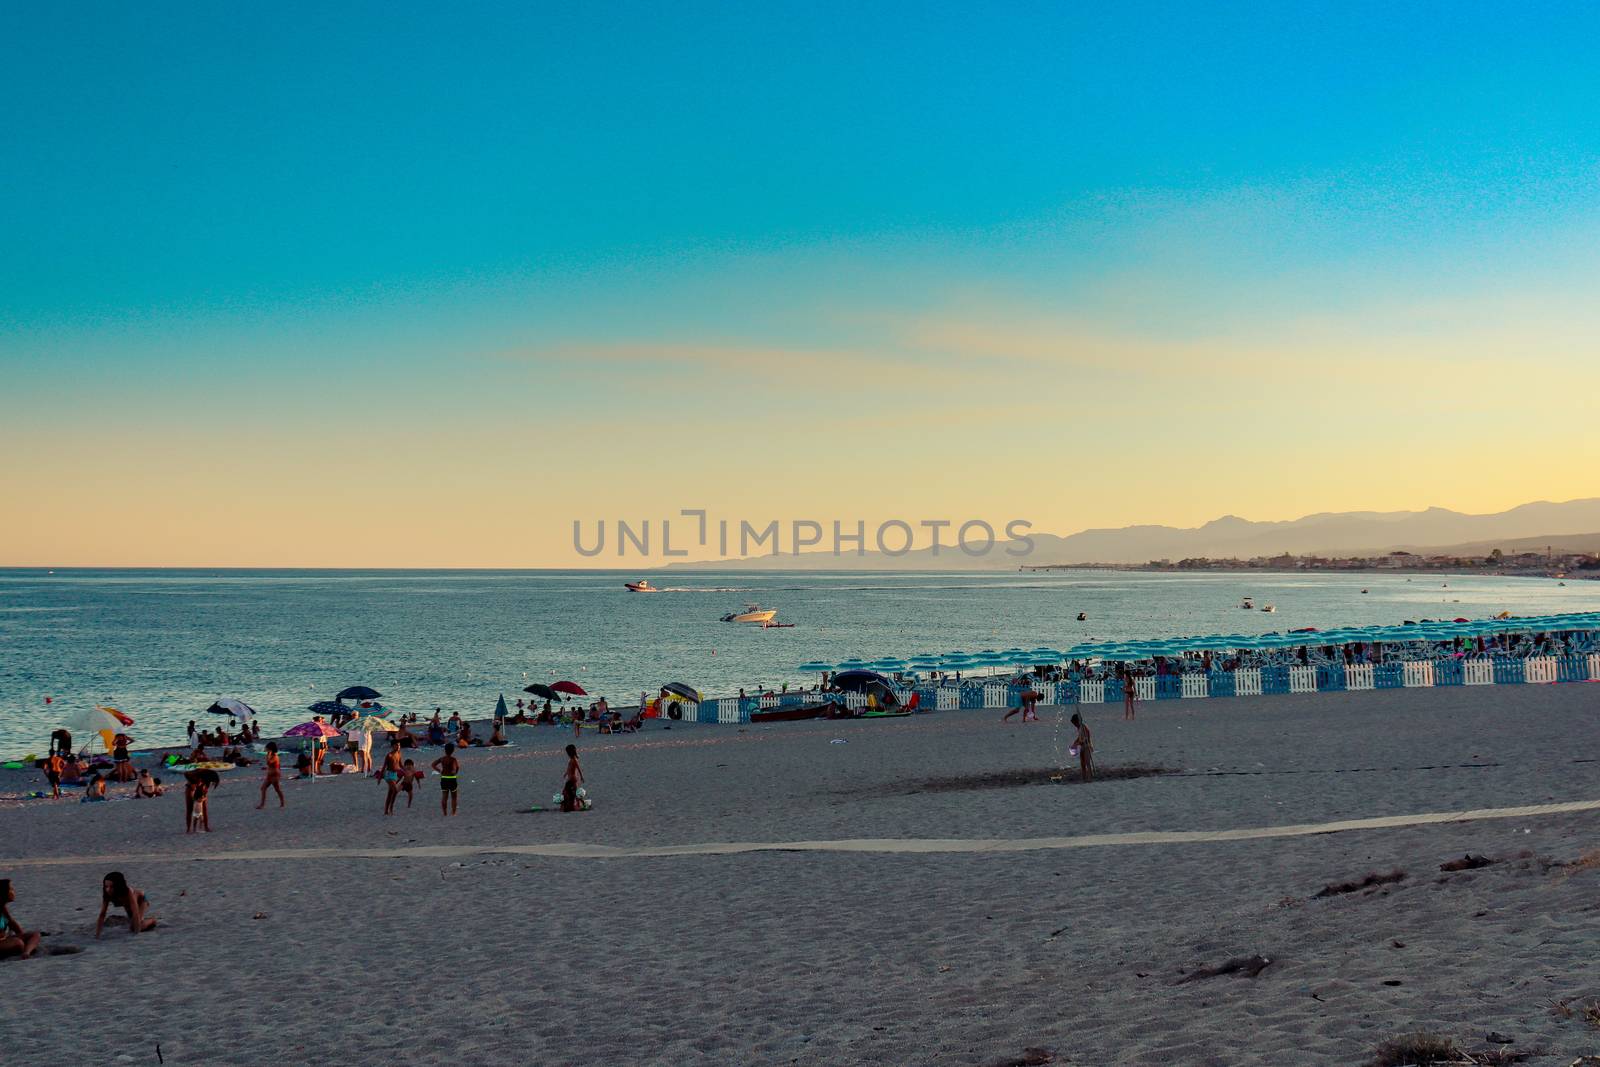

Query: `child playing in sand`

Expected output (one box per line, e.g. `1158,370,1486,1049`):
382,743,405,816
82,772,108,802
0,879,42,959
431,744,460,816
1071,713,1094,783
257,741,284,809
561,744,584,812
96,872,156,938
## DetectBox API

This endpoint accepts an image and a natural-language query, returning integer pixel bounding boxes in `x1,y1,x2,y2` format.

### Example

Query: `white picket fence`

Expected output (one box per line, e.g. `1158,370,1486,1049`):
936,688,960,710
1234,668,1263,696
1402,661,1435,688
1288,666,1317,693
1181,674,1209,698
1525,656,1557,683
1463,660,1494,686
1345,663,1375,690
983,685,1010,708
1079,680,1105,704
1134,677,1156,701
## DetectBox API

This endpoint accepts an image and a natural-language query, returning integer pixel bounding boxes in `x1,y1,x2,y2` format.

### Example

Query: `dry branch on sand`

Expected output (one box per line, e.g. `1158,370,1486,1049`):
1314,870,1407,898
1173,954,1273,984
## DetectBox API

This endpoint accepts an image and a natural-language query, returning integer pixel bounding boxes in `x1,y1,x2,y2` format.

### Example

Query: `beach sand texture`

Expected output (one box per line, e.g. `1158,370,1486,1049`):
4,684,1599,1065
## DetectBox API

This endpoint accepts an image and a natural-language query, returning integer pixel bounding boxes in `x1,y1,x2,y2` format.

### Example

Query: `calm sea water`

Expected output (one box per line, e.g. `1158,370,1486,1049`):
3,568,1597,755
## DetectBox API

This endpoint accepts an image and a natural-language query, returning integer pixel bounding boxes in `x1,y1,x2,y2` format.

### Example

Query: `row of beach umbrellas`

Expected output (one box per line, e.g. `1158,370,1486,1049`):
800,612,1600,673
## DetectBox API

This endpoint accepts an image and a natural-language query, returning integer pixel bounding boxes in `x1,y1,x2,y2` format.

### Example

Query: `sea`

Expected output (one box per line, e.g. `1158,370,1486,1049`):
3,568,1598,755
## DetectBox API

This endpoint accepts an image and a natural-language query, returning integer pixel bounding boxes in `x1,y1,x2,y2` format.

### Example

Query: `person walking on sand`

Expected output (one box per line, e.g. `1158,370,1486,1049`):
431,744,460,816
96,872,156,938
1071,713,1094,783
1123,671,1137,721
0,879,42,959
561,744,584,812
382,741,405,816
257,741,285,809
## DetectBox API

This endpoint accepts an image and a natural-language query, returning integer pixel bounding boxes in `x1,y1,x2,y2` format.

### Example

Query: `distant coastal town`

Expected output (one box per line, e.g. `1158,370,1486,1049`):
1026,547,1600,579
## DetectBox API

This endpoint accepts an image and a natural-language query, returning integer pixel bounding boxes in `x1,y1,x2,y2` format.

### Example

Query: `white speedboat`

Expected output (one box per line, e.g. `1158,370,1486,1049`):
1260,604,1277,613
721,603,777,623
1240,597,1255,610
624,580,657,592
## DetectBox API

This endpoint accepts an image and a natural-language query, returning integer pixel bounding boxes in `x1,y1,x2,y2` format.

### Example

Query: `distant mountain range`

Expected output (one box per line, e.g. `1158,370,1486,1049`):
668,498,1600,569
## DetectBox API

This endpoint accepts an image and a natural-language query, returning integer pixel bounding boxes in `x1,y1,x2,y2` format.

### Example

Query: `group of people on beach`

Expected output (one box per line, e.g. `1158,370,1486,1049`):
0,872,156,961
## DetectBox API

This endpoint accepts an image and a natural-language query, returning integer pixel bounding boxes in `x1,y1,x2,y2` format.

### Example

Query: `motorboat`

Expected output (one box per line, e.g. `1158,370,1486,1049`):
1239,597,1255,609
1076,612,1088,621
721,603,777,623
1260,604,1277,613
624,580,657,592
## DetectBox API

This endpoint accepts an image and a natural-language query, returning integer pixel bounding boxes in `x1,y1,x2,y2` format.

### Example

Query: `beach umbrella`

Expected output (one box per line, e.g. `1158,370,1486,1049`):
551,681,587,696
834,658,871,671
796,661,835,674
285,721,341,738
661,682,701,703
307,700,346,716
868,658,908,672
207,698,256,719
524,683,561,701
336,685,381,702
343,716,397,734
67,706,136,753
494,693,509,721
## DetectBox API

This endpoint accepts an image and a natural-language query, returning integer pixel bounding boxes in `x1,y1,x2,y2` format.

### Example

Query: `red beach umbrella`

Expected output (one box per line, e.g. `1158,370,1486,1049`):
551,681,588,696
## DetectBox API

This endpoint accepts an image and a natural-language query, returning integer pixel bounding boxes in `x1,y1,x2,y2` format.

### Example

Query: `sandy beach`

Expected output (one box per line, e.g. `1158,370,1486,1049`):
4,683,1599,1065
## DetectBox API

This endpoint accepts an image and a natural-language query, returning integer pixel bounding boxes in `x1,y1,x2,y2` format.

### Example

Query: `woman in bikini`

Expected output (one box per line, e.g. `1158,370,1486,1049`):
0,879,42,959
382,742,405,815
431,743,460,816
257,741,285,809
96,872,157,938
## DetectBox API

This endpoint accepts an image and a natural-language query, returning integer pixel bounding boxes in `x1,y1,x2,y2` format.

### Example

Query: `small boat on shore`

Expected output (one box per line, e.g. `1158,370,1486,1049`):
624,580,657,592
721,603,777,624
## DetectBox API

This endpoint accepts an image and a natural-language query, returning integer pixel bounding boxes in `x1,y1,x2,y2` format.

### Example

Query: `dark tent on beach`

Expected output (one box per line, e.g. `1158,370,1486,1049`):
829,670,900,706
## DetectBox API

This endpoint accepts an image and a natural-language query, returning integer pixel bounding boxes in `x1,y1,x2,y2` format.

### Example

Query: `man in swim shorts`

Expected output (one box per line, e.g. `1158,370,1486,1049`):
431,743,460,817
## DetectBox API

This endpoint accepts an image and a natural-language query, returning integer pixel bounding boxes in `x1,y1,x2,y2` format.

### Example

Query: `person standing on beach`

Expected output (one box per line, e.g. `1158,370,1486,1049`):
184,770,218,832
561,744,583,812
257,741,284,809
357,725,374,773
44,750,64,798
431,744,460,816
1123,672,1137,721
1071,713,1094,782
382,742,405,815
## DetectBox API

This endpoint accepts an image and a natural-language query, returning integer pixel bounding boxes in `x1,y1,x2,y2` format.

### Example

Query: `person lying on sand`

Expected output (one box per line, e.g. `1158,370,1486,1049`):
431,744,461,817
0,879,42,959
96,872,156,938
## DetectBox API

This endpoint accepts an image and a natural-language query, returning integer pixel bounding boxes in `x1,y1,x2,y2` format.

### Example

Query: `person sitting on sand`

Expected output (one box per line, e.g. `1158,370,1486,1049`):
489,721,507,746
561,744,583,812
431,744,460,817
189,739,210,763
134,769,163,798
1071,713,1094,783
457,719,475,746
257,742,284,809
61,752,84,786
0,879,42,959
82,772,108,803
184,769,219,832
382,742,405,816
295,751,313,778
44,751,64,799
96,872,156,938
395,722,418,748
427,719,446,746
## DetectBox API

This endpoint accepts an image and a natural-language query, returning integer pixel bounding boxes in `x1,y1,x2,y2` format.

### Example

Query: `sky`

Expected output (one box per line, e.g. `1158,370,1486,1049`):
3,1,1599,567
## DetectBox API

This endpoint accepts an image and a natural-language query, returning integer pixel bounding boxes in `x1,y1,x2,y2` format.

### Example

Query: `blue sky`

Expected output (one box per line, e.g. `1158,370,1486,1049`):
3,2,1599,564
